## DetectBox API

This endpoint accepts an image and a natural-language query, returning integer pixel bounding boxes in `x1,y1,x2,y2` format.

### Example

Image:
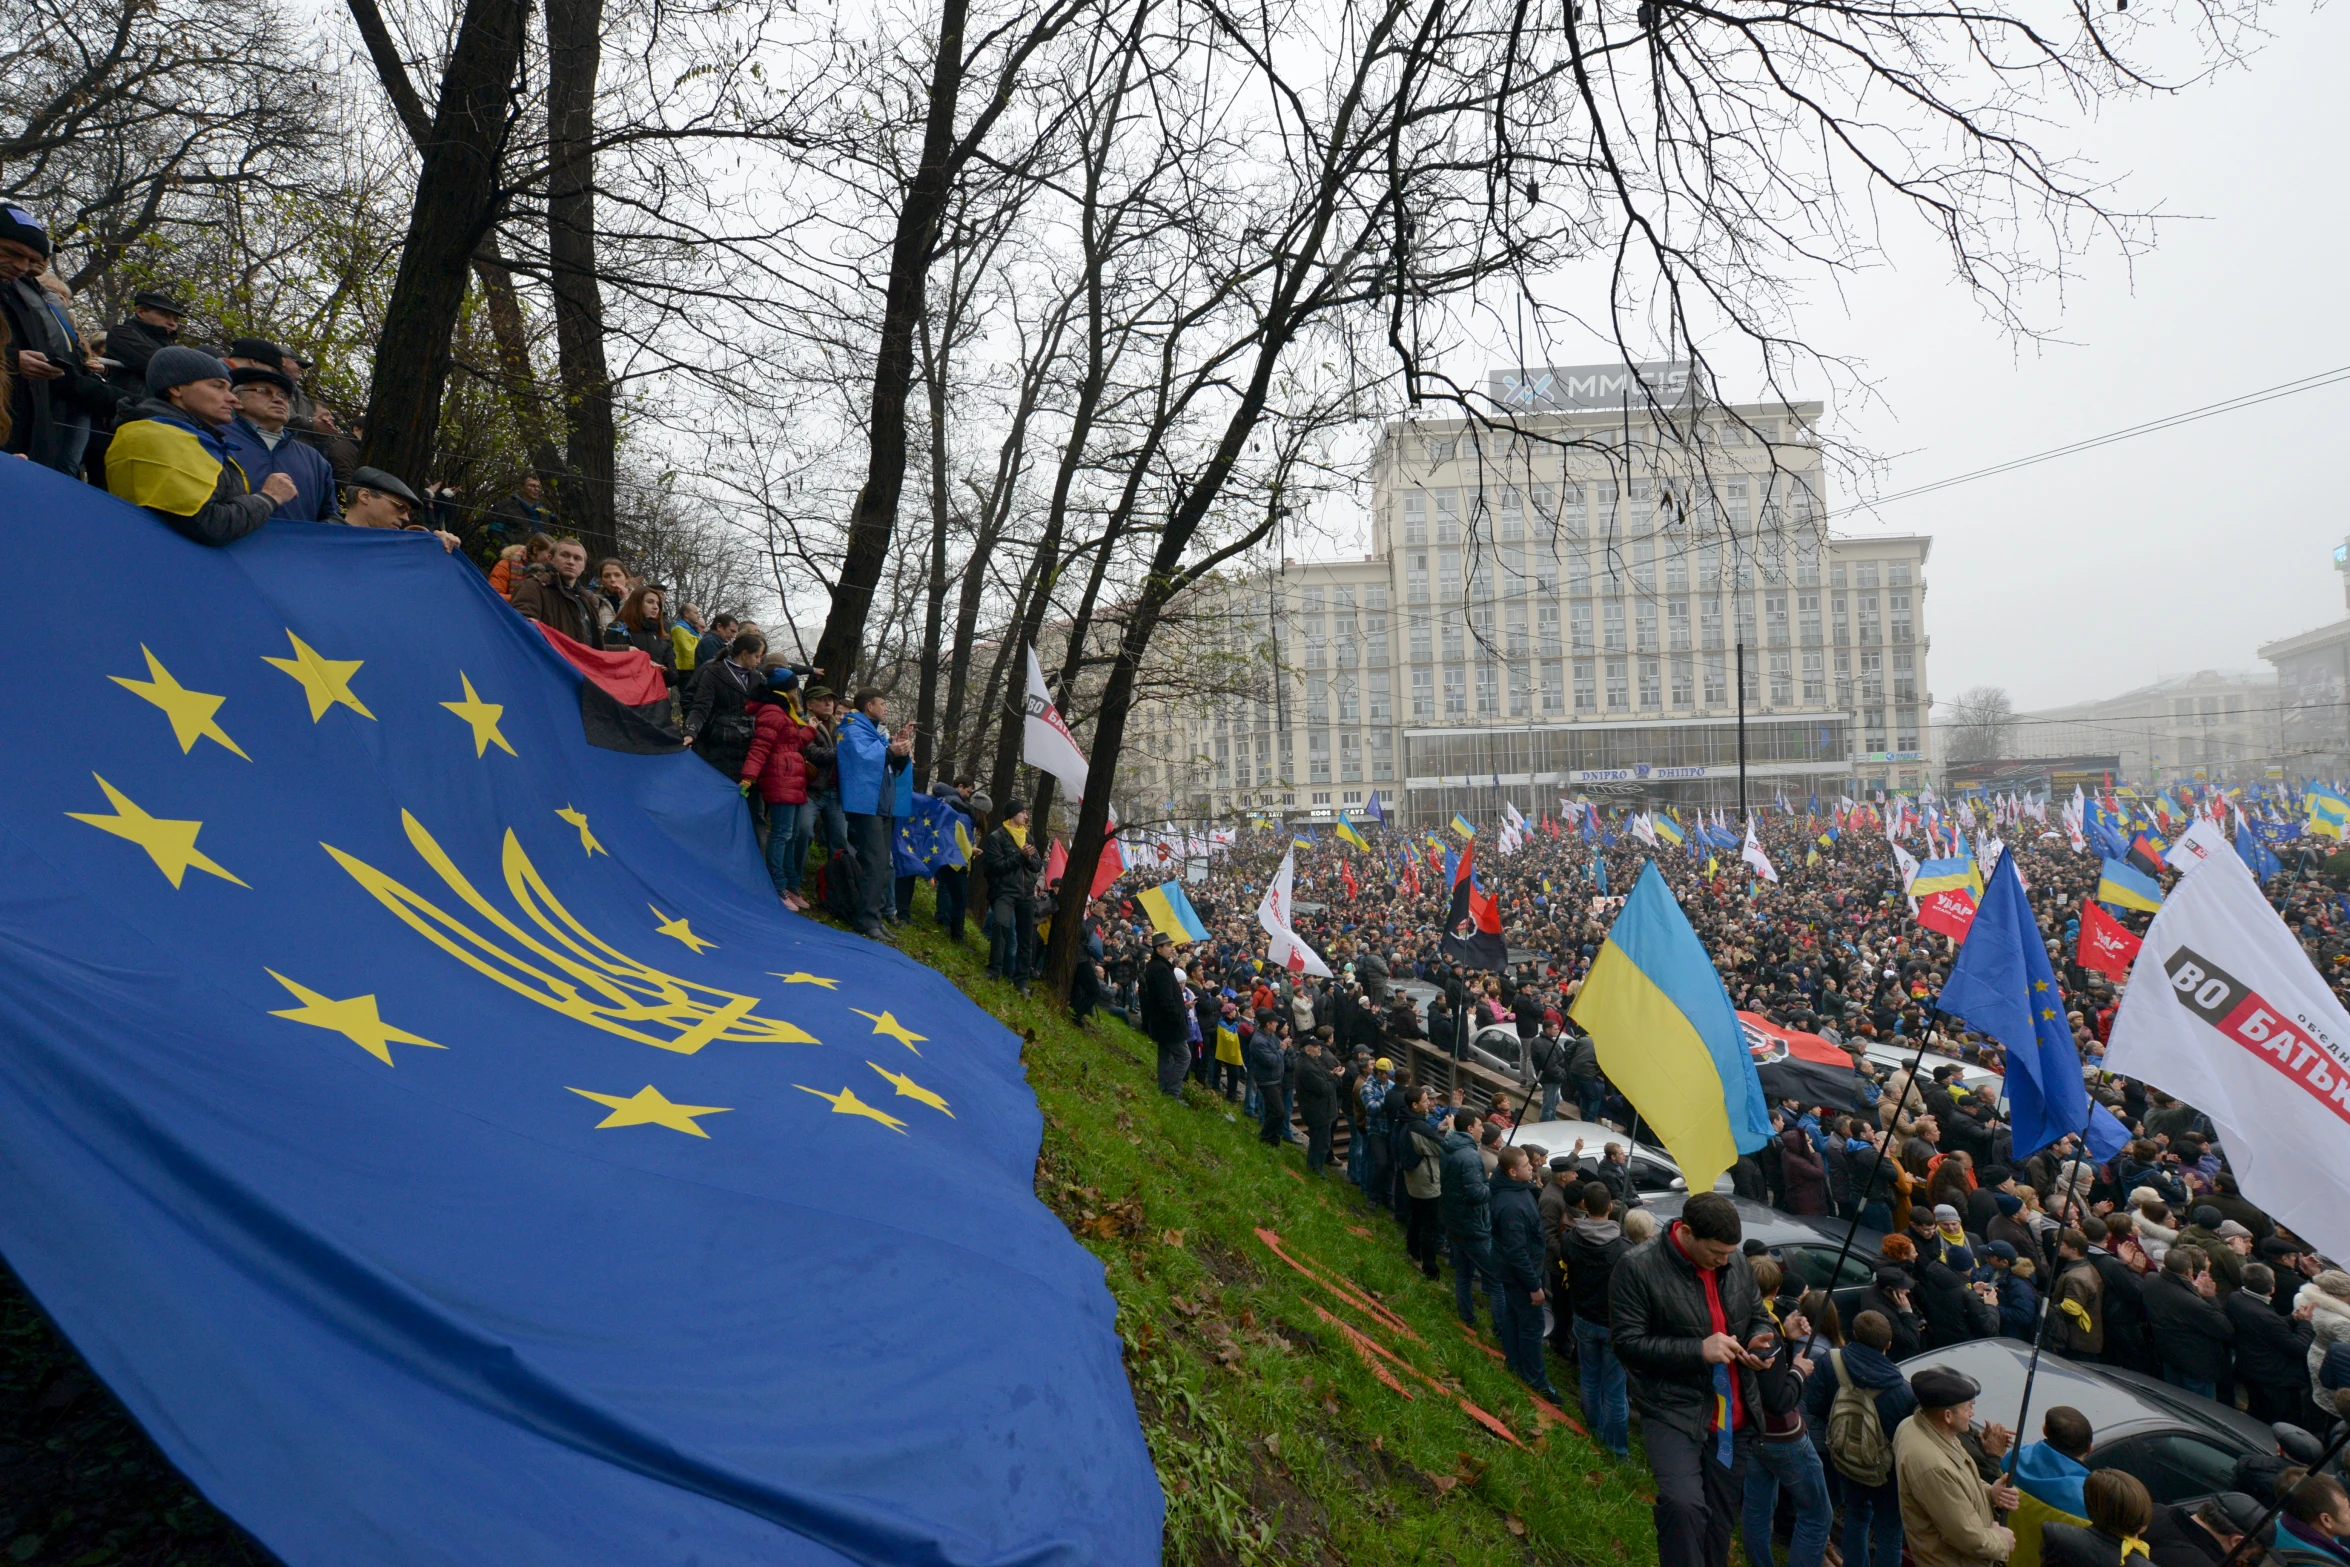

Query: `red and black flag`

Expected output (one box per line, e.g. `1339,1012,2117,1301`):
1438,843,1507,973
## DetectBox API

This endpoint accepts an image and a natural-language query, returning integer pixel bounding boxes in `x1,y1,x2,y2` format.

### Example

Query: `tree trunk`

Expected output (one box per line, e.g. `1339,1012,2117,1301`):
912,312,953,790
808,0,970,689
357,0,531,489
545,0,618,559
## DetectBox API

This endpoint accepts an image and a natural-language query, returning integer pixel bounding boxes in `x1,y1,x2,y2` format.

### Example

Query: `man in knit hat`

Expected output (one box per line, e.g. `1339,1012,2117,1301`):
0,204,117,474
105,345,293,544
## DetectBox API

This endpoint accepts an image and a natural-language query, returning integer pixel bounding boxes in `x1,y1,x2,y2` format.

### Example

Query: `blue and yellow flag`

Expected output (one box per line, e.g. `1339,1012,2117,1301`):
1568,862,1771,1192
1652,815,1684,847
2308,785,2350,840
1450,812,1477,840
1334,816,1371,853
1136,879,1209,942
2096,857,2165,913
1911,855,1982,900
0,464,1159,1564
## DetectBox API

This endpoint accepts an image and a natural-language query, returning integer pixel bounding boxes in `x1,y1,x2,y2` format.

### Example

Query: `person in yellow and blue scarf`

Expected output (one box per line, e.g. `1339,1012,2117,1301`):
105,346,288,545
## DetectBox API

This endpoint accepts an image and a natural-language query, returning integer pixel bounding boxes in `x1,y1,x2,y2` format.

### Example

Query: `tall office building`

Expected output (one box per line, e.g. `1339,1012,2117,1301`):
1117,363,1935,828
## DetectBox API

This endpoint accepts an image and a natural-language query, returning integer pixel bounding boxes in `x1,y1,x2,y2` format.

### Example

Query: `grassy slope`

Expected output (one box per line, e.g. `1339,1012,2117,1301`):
892,902,1661,1566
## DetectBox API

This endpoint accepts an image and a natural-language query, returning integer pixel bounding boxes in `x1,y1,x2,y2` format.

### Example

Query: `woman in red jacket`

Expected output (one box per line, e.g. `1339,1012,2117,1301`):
740,678,817,908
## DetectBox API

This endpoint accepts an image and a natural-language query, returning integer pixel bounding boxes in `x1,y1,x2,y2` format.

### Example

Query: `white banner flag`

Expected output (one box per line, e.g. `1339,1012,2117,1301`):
1022,646,1090,798
1742,815,1778,884
2106,850,2350,1262
1256,850,1330,977
2161,816,2231,874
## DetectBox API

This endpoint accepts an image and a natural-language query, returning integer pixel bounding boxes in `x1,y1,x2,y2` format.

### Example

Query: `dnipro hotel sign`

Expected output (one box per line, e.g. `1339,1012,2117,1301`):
1488,362,1694,412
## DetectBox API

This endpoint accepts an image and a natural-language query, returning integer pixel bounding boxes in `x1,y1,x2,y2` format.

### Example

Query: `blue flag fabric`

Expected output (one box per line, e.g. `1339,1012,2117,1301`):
0,465,1158,1564
893,791,968,876
2235,819,2282,883
1936,849,2131,1163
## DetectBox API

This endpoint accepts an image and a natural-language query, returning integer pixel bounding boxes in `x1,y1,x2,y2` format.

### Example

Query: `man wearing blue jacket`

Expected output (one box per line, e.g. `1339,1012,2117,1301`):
228,365,340,521
835,688,913,939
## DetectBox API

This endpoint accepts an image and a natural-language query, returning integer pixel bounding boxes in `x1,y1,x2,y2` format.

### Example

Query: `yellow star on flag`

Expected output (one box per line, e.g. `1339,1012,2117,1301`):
263,630,374,722
867,1061,952,1117
556,805,605,855
568,1084,731,1138
67,775,247,889
851,1008,926,1054
769,971,840,989
651,906,716,953
2033,980,2050,993
265,970,444,1066
111,646,248,759
440,672,515,757
795,1084,907,1133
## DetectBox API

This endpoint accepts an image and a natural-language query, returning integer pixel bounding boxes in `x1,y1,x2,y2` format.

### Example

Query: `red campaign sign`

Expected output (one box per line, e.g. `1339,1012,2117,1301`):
2164,945,2350,1128
1917,887,1978,942
2077,898,2142,980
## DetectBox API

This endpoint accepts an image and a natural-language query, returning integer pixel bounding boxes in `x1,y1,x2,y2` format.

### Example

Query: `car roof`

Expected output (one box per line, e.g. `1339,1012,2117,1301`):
1894,1338,2276,1453
1643,1193,1885,1255
1860,1044,2005,1091
1510,1118,1676,1170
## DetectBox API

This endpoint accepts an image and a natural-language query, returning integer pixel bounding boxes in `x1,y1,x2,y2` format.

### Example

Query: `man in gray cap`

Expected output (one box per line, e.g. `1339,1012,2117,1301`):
105,345,293,544
1894,1365,2019,1567
342,467,461,551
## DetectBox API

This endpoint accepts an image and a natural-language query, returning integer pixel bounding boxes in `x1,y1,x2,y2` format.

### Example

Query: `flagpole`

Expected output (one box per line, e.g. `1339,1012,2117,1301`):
1822,1005,1943,1286
1998,1095,2105,1486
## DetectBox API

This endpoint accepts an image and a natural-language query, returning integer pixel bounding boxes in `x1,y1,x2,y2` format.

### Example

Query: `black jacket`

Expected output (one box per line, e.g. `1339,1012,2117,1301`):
2087,1249,2156,1372
1562,1213,1629,1325
1527,1030,1569,1086
101,313,177,399
1853,1283,1927,1362
681,659,759,778
980,826,1040,906
2223,1289,2314,1402
1293,1049,1342,1126
1490,1175,1545,1292
2141,1272,2234,1385
1917,1255,1997,1349
1609,1226,1773,1441
1139,954,1186,1041
2,279,114,470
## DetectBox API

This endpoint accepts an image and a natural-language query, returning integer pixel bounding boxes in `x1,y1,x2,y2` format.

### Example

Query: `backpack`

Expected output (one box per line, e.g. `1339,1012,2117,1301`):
818,843,863,922
1826,1349,1894,1487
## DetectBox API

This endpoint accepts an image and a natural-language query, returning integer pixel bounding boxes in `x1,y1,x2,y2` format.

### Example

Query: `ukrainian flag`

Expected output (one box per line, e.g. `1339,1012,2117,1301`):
1334,817,1371,852
1136,879,1209,942
2095,858,2164,914
1568,862,1772,1193
1450,813,1477,840
1911,855,1982,900
1653,815,1685,847
2307,785,2350,840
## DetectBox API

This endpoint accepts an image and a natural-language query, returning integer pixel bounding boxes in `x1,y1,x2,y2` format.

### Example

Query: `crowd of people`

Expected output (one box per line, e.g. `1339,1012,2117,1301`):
1025,802,2350,1567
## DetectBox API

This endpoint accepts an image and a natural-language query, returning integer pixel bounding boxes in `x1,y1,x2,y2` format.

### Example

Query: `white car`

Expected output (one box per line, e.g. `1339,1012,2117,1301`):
1502,1117,1734,1194
1858,1042,2005,1111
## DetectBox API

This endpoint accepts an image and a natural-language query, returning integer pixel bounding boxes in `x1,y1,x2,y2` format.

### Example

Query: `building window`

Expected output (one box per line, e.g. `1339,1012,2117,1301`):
1633,538,1656,591
1369,670,1391,721
1368,614,1389,665
1603,599,1626,652
1671,655,1694,707
1832,594,1848,645
1438,548,1461,596
1368,584,1388,610
1668,598,1690,651
1337,676,1359,722
1402,492,1428,543
1505,603,1528,656
1704,652,1727,706
1568,549,1590,594
1476,663,1499,716
1864,708,1887,752
1372,730,1394,779
1835,647,1852,706
1889,591,1912,644
1801,649,1824,703
1307,675,1328,723
1302,587,1323,613
1795,538,1821,587
1892,650,1915,703
1735,595,1757,646
1309,730,1330,781
1700,596,1723,651
1570,601,1593,653
1305,634,1326,669
1635,599,1658,653
1498,487,1525,542
1857,594,1879,643
1889,562,1912,586
1639,657,1662,710
1895,707,1918,753
1538,603,1560,655
1741,651,1760,706
1443,666,1466,716
1341,731,1363,781
1407,550,1430,601
1798,592,1820,644
1411,666,1433,717
1410,620,1432,661
1508,662,1531,717
1860,649,1883,701
1605,658,1629,711
1442,622,1465,660
1698,542,1720,589
1856,561,1879,589
1769,649,1792,706
1574,660,1597,713
1435,489,1461,544
1665,548,1688,593
1542,659,1565,713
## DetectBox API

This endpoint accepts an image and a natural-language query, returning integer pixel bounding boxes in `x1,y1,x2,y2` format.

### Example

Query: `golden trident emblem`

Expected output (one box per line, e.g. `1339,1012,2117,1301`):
323,810,818,1055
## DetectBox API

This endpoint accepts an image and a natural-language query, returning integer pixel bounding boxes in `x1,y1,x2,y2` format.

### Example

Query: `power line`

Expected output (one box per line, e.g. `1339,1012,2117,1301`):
1831,364,2350,519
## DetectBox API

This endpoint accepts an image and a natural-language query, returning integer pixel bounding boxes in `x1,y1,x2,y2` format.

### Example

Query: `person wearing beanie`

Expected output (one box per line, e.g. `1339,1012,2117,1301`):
103,345,290,544
226,364,339,521
0,204,118,475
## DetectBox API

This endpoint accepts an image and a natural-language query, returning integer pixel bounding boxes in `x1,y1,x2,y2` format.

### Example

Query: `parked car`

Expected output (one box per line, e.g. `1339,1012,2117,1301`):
1895,1338,2288,1509
1512,1121,1738,1197
1642,1193,1887,1292
1858,1041,2005,1105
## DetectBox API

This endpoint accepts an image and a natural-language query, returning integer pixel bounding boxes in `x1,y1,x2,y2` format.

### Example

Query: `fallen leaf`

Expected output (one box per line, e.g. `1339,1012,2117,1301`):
1263,1433,1280,1457
1372,1435,1383,1451
1161,1228,1185,1246
1322,1397,1339,1416
1347,1224,1373,1238
1430,1473,1459,1495
1506,1516,1527,1537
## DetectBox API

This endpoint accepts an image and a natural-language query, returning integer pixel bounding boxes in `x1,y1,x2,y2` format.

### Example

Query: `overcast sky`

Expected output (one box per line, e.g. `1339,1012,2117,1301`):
1320,1,2350,715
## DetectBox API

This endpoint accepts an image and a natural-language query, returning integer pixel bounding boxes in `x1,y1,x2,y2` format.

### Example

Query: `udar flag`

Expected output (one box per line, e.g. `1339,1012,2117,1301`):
1569,861,1771,1193
1255,849,1329,977
1021,645,1089,798
2106,847,2350,1261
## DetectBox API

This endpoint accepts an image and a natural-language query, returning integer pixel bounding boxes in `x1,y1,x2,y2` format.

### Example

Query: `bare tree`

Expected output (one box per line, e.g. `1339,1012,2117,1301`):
1944,686,2017,764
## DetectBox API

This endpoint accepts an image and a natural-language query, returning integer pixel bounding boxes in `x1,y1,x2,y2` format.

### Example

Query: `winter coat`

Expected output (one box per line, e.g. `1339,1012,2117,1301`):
2044,1257,2105,1360
1403,1119,1446,1201
611,621,680,686
740,704,816,805
1293,1050,1343,1127
101,312,177,400
2141,1272,2233,1386
1854,1283,1928,1362
1490,1175,1546,1292
103,399,274,546
509,564,601,646
226,417,339,522
1562,1213,1628,1325
834,712,913,817
2,276,114,471
2297,1282,2350,1406
1437,1129,1491,1240
2224,1289,2313,1408
980,826,1040,907
1527,1030,1569,1087
1918,1256,1997,1349
1895,1409,2009,1567
1778,1126,1829,1216
1140,954,1187,1043
680,658,760,780
1608,1224,1773,1443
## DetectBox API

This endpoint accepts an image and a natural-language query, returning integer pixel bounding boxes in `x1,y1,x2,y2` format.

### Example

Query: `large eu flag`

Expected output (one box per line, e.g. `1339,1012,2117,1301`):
0,464,1159,1564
